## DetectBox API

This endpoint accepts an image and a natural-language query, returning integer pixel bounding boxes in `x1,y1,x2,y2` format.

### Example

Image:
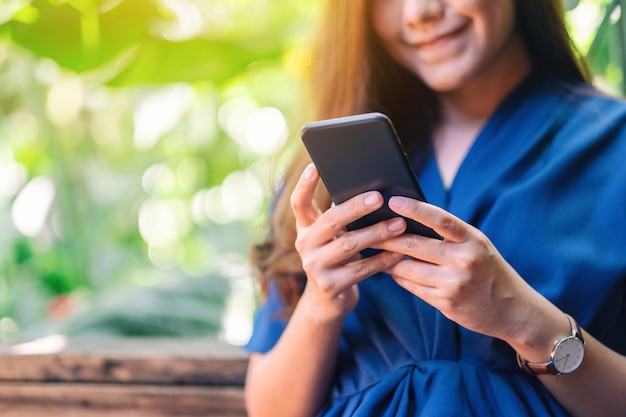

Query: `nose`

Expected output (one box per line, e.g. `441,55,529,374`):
403,0,445,27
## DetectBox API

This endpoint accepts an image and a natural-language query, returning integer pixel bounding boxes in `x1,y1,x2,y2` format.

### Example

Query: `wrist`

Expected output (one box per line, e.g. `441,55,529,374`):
297,286,355,325
508,312,571,362
515,314,586,376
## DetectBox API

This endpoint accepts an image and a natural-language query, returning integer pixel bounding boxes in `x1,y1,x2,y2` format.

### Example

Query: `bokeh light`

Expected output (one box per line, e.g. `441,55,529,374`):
0,161,27,200
218,97,288,155
11,176,56,237
46,77,84,127
189,169,265,226
133,84,193,150
138,198,190,248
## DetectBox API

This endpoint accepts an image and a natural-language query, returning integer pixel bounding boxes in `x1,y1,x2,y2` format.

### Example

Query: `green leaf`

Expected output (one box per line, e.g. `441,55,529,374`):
0,0,34,26
0,0,167,72
105,38,282,86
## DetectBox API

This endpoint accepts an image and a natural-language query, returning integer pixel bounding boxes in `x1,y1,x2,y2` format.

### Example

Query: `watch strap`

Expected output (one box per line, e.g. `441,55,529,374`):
516,352,558,375
516,314,584,376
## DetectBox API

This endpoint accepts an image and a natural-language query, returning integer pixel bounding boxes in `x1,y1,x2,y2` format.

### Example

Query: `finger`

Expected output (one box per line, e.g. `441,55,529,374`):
291,163,323,227
315,217,407,265
329,250,405,288
310,190,385,243
385,258,442,290
388,196,468,242
377,232,446,265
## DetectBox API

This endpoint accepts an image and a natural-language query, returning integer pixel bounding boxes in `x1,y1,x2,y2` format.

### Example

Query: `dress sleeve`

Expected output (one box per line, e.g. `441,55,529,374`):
244,280,289,353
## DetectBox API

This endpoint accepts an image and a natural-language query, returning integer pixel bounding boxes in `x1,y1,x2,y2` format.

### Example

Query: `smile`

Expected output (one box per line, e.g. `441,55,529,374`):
412,23,469,50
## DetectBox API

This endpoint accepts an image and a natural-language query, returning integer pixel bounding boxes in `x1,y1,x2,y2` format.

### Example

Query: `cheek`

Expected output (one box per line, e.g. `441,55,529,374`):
369,0,403,43
453,0,516,38
468,10,517,61
477,2,516,41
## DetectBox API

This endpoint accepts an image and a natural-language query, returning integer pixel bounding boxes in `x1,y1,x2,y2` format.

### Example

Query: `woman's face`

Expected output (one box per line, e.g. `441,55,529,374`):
370,0,523,92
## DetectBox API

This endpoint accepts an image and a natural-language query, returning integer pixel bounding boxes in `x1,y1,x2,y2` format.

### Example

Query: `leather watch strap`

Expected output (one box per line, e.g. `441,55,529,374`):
516,314,584,376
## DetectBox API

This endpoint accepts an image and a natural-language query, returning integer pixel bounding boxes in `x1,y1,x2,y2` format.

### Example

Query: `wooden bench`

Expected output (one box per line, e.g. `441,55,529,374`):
0,336,249,416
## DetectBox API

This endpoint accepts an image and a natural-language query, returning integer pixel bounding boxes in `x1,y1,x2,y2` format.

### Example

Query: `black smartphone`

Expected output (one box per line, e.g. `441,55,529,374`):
300,112,442,240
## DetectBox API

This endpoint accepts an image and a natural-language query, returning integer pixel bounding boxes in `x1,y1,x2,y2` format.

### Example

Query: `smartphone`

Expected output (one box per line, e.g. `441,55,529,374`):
300,112,442,240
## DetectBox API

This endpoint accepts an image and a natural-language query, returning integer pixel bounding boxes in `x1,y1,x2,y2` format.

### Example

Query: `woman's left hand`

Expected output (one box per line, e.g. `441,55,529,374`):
378,195,540,342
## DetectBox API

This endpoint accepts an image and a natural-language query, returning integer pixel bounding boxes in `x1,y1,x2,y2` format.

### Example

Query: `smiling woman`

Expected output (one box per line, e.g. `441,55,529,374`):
0,0,620,370
370,0,522,93
244,1,626,417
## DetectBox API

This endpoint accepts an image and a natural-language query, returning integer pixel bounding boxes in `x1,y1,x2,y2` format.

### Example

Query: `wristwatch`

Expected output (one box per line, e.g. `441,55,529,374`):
516,314,585,376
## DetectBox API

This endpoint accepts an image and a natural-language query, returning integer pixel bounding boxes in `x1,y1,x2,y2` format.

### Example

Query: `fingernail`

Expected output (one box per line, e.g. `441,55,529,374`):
388,218,405,232
390,252,404,260
389,196,408,208
364,193,380,206
303,163,315,180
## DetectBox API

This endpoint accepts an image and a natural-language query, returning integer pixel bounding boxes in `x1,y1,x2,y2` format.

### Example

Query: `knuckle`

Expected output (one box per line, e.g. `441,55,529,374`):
317,278,337,296
448,277,469,296
439,280,467,307
353,260,376,278
395,259,414,277
376,223,389,240
289,187,300,206
294,235,307,254
403,235,421,253
476,234,495,257
300,256,315,274
440,296,462,313
456,252,478,273
339,234,358,253
351,197,364,215
290,192,306,212
433,211,454,230
321,212,340,231
350,194,376,216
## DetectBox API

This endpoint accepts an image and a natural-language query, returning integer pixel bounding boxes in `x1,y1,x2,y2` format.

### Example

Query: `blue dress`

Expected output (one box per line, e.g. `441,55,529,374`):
245,74,626,416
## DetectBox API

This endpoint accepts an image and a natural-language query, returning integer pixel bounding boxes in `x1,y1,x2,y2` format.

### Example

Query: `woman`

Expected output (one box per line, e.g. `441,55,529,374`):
245,1,626,416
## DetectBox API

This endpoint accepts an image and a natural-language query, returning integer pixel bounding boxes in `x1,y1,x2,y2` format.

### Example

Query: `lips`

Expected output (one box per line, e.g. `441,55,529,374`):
412,23,469,49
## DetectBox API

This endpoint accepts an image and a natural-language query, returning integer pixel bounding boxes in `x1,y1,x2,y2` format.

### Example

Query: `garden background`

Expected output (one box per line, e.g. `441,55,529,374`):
0,0,624,346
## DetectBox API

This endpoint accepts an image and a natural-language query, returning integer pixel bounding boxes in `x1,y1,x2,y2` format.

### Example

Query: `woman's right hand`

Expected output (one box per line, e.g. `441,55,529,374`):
291,163,407,319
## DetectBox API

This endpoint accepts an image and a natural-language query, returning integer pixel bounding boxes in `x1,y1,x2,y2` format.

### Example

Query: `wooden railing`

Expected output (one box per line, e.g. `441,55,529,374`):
0,336,249,416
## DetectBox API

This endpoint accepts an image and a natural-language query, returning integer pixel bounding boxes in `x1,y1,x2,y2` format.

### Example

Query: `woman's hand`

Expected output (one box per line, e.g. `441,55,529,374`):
291,164,407,319
369,195,626,417
379,195,541,342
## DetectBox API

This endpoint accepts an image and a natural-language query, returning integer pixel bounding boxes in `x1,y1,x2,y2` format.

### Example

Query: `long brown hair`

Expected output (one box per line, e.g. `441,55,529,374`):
250,0,590,312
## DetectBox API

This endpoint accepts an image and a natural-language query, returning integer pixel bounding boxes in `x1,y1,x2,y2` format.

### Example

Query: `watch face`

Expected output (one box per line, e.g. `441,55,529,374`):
552,336,585,374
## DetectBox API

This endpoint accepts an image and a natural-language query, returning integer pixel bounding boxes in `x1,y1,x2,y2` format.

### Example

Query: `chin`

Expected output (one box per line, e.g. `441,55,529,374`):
419,75,467,93
411,61,475,93
392,50,480,92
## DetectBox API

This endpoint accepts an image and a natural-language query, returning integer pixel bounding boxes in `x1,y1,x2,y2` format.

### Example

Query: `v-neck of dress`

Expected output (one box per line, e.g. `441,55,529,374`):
414,72,557,215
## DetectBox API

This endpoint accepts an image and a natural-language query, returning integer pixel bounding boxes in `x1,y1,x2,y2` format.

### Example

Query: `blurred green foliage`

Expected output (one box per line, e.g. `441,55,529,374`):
0,0,623,344
0,0,317,343
566,0,626,94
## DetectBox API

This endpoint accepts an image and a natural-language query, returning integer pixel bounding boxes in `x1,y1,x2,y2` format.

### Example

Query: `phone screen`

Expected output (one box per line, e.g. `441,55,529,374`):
301,112,442,240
